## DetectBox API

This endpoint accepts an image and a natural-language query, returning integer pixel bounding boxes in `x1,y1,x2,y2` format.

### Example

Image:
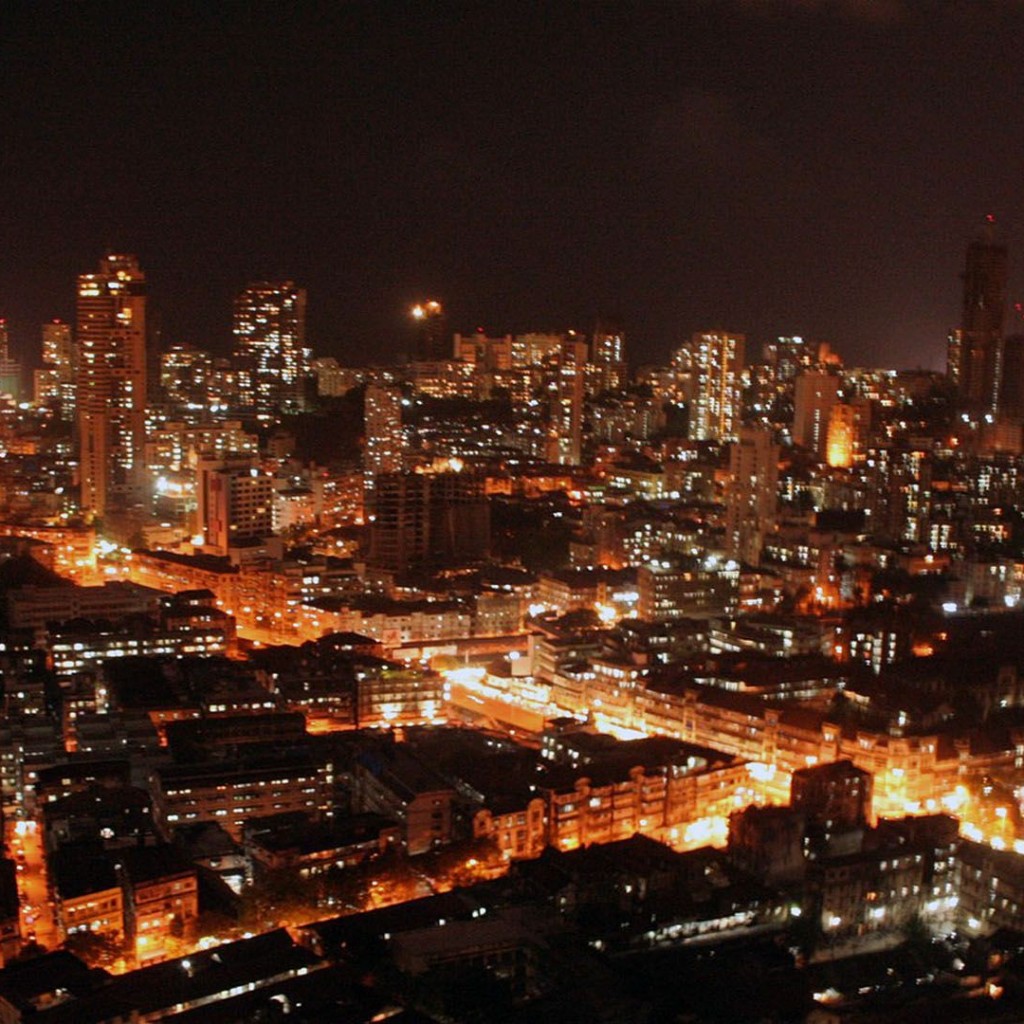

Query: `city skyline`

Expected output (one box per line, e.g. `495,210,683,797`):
5,3,1024,368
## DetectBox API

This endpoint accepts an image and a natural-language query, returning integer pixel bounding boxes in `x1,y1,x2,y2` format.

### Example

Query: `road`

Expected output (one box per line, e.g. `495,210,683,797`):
8,820,59,951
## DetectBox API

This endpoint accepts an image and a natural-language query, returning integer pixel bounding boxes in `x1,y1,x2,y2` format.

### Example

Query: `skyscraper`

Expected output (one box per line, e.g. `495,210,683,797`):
233,282,307,415
688,331,745,442
958,225,1007,417
77,254,147,518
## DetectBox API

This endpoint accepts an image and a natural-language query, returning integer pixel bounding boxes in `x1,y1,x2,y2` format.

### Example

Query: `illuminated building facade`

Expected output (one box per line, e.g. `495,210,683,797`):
160,344,216,408
233,281,307,415
765,335,819,384
151,758,332,841
34,319,75,414
364,383,405,483
197,457,273,555
826,403,856,467
724,428,779,566
688,331,745,442
589,319,627,393
793,371,841,455
637,559,738,622
77,253,148,518
354,745,455,854
547,335,587,465
455,331,513,371
117,845,198,959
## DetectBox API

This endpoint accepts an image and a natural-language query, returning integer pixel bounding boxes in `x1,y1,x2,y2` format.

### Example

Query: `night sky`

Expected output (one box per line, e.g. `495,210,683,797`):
4,1,1024,370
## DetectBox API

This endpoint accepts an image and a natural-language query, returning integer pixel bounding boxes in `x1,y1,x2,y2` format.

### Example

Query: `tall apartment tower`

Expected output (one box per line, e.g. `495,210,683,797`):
364,383,406,484
547,335,588,466
77,254,147,518
589,319,627,393
35,320,76,411
725,427,779,566
688,331,745,442
233,282,307,415
958,225,1007,417
0,320,21,399
792,371,842,456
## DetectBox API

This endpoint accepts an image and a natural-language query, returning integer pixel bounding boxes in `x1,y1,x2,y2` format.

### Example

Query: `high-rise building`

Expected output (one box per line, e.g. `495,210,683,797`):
364,383,406,483
724,427,779,565
410,300,449,362
957,225,1007,417
826,403,857,468
233,282,307,415
793,371,842,456
34,320,75,412
454,331,513,371
368,469,489,571
589,319,627,393
547,335,587,465
160,344,215,408
0,320,22,399
77,253,148,518
764,336,817,384
196,456,273,555
688,331,745,442
999,334,1024,422
512,333,562,368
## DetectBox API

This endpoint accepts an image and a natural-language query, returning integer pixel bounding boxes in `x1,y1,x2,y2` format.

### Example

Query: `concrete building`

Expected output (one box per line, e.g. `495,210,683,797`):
76,253,147,518
232,281,307,415
724,427,779,566
196,457,273,555
792,371,841,455
688,331,745,442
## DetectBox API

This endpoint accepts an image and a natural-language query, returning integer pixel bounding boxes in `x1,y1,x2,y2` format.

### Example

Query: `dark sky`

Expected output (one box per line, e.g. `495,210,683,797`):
3,1,1024,370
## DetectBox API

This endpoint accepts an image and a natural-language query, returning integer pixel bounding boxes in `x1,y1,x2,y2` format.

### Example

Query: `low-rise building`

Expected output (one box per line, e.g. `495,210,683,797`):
115,845,198,960
150,756,332,841
51,845,124,941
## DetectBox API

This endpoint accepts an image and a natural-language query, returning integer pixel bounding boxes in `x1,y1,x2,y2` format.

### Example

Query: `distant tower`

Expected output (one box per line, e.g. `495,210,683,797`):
590,318,627,393
958,219,1007,417
0,320,22,399
826,404,856,468
547,334,587,465
689,331,745,442
35,320,75,413
77,253,147,518
725,427,779,566
410,301,449,362
793,371,841,456
1000,334,1024,422
364,383,406,484
233,282,307,415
